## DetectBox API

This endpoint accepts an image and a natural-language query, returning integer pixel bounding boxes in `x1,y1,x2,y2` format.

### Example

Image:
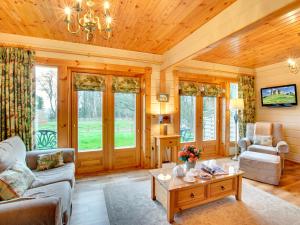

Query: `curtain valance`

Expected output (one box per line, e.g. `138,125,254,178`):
179,81,199,96
179,81,223,97
112,76,140,93
74,73,105,91
201,84,223,97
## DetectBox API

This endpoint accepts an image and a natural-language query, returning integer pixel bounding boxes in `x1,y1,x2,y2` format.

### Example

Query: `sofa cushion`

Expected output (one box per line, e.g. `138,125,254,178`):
24,181,71,223
0,136,26,172
32,163,75,188
0,162,36,200
248,144,278,155
36,151,64,171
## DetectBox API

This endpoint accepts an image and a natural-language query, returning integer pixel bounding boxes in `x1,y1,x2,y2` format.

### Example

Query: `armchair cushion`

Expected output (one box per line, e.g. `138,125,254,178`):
253,135,273,146
276,141,289,154
254,122,272,136
248,145,278,155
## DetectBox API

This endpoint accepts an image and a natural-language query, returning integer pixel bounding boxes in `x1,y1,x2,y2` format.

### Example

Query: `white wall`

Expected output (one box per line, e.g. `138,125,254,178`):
255,59,300,163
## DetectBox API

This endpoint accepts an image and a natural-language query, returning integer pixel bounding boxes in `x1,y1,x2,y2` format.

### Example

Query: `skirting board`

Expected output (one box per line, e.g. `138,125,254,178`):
286,152,300,163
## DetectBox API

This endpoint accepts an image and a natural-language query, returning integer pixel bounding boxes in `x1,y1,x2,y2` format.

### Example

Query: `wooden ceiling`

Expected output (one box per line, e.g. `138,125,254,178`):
194,3,300,68
0,0,235,54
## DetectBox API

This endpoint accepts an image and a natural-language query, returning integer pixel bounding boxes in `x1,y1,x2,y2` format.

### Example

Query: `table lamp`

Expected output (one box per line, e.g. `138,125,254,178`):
159,114,171,135
230,98,244,161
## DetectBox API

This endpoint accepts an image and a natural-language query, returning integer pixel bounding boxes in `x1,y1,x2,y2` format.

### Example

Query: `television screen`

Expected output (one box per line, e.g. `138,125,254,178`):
261,84,297,107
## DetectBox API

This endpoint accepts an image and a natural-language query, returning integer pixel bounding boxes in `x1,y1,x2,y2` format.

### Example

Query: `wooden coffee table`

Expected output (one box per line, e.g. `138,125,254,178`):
149,159,244,223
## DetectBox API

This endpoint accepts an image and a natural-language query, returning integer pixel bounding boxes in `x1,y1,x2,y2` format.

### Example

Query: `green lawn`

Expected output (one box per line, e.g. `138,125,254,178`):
263,94,296,104
38,119,135,150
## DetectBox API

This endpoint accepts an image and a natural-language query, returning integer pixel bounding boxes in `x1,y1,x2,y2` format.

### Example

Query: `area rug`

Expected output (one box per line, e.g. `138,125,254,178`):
103,179,300,225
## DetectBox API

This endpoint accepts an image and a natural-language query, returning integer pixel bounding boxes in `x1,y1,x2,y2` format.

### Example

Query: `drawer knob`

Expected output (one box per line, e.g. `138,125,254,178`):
221,186,225,190
190,193,195,198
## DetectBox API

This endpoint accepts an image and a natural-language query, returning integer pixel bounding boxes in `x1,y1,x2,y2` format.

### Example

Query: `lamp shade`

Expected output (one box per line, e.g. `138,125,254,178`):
230,98,244,110
159,114,171,124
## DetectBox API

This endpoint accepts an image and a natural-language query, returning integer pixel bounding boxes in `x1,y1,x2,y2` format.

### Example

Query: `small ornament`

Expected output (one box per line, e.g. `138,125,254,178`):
172,165,185,177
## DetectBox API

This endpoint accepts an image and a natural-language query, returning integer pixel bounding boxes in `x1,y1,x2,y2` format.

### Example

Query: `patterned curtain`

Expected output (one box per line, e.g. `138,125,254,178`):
74,73,105,91
238,75,256,138
201,84,224,97
0,47,35,149
112,76,140,93
179,81,199,96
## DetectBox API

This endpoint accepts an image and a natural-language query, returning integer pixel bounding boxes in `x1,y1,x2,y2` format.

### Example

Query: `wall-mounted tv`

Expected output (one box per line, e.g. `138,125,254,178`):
261,84,297,107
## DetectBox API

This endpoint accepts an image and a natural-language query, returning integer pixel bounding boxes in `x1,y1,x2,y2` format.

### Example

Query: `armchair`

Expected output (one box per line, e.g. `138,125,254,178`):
238,122,289,168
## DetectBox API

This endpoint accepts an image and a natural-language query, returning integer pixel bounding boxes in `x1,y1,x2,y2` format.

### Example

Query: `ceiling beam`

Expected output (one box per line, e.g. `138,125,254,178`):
0,33,162,65
161,0,297,70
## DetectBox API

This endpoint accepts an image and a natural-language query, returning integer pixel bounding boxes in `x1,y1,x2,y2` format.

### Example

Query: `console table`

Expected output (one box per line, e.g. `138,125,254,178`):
154,135,180,168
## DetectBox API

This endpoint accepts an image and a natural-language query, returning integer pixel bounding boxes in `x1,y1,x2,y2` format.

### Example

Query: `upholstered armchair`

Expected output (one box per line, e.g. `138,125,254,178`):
238,122,289,168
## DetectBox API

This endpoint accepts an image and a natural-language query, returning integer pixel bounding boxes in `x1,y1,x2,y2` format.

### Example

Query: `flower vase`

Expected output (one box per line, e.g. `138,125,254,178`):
185,161,196,171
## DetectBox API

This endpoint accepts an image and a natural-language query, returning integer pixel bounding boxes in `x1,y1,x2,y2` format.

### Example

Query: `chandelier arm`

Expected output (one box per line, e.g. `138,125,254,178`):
96,16,102,31
67,22,81,34
77,11,85,27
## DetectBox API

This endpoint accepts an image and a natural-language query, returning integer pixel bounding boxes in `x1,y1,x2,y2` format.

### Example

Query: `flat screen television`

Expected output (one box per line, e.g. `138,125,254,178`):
261,84,297,107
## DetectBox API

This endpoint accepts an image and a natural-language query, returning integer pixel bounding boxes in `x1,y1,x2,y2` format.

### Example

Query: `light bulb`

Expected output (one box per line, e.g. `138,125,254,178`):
288,58,296,67
64,7,71,15
104,1,110,9
106,16,112,24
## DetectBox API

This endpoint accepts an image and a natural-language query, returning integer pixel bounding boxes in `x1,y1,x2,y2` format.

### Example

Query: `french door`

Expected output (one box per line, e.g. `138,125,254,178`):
180,95,220,157
72,72,141,173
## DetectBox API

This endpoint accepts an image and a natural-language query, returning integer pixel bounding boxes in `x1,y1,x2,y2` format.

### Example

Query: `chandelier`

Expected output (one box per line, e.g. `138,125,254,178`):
64,0,112,41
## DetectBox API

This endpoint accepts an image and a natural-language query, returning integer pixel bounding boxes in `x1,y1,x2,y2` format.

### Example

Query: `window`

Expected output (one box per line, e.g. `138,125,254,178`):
230,83,238,142
180,96,196,143
35,66,58,150
114,93,136,148
203,97,217,141
78,91,103,151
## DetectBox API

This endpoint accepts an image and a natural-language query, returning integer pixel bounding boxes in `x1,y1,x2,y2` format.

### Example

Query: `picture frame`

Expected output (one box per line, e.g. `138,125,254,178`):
157,93,169,102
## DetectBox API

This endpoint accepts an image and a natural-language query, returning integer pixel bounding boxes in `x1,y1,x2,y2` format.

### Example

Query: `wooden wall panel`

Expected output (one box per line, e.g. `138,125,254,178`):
0,0,235,54
256,61,300,163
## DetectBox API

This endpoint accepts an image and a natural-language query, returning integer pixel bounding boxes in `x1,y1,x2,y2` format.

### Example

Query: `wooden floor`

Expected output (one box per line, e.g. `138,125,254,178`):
70,159,300,225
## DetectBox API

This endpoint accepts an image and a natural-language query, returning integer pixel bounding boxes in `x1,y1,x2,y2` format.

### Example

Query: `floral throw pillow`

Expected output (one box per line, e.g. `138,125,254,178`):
253,135,273,147
36,151,64,171
0,162,36,200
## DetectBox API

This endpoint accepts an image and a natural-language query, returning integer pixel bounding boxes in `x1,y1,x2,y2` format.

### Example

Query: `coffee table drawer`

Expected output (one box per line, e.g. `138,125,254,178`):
210,178,234,196
176,186,205,206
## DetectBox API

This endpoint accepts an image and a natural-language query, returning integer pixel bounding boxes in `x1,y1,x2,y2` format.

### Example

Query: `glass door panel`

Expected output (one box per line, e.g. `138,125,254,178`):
180,96,196,143
78,91,103,151
203,97,217,141
114,93,136,149
35,66,58,150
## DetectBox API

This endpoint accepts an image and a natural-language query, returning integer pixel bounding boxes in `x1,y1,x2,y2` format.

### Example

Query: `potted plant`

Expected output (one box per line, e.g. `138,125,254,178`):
178,145,201,171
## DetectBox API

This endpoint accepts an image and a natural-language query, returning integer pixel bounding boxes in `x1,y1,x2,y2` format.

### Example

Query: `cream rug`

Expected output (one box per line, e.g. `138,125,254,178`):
104,178,300,225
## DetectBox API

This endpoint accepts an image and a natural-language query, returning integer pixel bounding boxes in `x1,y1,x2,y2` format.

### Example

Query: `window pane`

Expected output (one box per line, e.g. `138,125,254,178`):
203,97,217,141
180,96,196,142
114,93,136,148
78,91,103,151
35,66,58,150
230,83,238,142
